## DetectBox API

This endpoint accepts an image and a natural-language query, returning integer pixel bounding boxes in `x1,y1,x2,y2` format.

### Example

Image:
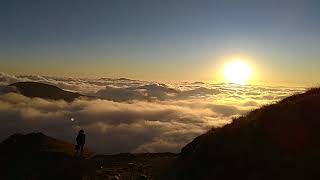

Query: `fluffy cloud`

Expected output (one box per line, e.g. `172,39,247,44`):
0,93,229,153
0,72,306,154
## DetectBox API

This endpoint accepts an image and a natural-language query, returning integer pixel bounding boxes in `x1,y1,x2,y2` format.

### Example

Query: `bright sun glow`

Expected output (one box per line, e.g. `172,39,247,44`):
224,61,252,84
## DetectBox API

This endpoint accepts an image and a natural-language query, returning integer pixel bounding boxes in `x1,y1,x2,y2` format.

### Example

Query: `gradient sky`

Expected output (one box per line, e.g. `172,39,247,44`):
1,0,320,85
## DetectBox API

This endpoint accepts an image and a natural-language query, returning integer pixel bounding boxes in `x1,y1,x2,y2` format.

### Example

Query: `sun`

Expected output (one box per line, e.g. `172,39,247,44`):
224,61,252,84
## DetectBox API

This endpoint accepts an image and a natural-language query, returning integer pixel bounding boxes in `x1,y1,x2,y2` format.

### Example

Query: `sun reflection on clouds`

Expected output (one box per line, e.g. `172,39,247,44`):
0,72,306,153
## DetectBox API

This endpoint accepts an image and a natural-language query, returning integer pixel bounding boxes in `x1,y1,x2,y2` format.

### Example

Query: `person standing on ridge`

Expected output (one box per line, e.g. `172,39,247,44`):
75,130,86,157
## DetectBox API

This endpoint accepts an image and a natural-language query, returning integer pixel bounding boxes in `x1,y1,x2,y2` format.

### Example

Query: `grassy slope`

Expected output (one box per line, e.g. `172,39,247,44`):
175,88,320,180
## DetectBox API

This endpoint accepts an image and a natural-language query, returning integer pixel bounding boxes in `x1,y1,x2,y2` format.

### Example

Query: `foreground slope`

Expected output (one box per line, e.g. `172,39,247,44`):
0,133,177,180
0,133,93,180
175,88,320,180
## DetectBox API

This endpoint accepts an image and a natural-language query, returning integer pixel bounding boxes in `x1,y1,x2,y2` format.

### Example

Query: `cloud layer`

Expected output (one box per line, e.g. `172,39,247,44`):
0,72,305,154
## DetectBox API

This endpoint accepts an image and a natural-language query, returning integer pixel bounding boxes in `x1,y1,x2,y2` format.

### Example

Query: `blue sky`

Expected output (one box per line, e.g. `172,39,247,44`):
1,0,320,85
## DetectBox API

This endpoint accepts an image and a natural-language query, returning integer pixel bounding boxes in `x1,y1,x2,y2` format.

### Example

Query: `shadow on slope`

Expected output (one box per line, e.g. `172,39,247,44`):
172,88,320,180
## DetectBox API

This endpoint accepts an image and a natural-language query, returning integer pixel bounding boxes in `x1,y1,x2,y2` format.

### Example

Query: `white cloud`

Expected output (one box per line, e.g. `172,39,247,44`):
0,72,306,154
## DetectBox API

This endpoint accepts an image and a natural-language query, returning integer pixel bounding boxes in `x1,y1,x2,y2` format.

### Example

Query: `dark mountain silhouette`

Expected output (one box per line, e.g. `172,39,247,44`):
0,133,94,180
0,132,93,157
9,82,85,102
0,133,176,180
171,88,320,180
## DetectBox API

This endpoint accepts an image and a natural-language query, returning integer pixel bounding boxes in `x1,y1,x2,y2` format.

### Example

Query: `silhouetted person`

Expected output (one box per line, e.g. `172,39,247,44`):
75,130,86,157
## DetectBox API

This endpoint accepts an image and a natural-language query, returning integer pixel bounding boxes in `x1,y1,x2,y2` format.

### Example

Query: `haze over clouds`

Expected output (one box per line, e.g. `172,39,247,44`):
0,72,305,154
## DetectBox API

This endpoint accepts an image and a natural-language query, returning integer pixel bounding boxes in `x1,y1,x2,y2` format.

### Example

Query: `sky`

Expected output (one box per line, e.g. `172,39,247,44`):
1,0,320,85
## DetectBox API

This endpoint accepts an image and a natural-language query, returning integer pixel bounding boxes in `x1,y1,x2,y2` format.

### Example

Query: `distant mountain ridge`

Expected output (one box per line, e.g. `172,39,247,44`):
173,88,320,180
9,82,87,101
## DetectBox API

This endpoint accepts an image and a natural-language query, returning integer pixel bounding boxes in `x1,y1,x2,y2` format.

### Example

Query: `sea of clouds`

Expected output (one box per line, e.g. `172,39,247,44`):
0,72,306,154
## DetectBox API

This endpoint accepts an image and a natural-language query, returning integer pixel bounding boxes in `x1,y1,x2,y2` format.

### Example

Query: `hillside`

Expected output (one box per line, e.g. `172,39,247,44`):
0,133,177,180
172,88,320,180
0,132,93,157
0,133,94,180
9,82,85,101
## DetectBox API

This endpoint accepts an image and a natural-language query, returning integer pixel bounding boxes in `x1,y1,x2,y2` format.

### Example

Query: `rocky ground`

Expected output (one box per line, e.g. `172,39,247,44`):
83,153,177,180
